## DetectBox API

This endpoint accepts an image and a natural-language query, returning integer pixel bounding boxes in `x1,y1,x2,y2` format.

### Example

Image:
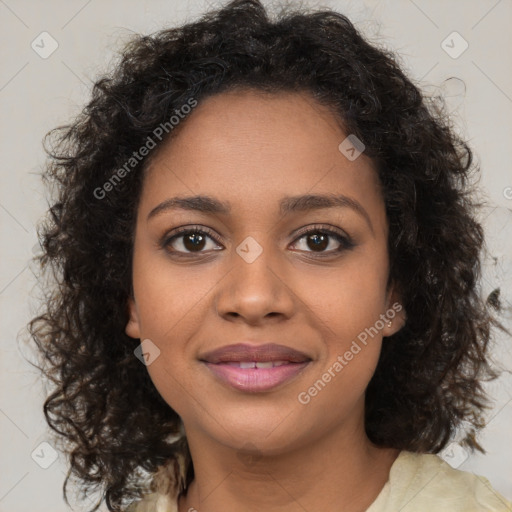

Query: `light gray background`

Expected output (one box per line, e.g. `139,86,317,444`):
1,0,511,510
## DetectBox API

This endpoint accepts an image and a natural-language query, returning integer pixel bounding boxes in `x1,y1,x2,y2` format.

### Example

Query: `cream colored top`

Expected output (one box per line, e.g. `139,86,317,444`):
127,450,512,512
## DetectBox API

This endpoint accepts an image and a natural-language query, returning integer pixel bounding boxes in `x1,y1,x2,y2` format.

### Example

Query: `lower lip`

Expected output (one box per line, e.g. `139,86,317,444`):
203,362,310,392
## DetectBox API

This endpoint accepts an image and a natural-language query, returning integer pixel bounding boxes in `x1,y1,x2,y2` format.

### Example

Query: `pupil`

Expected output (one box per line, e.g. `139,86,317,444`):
181,232,329,253
308,233,327,251
184,233,205,251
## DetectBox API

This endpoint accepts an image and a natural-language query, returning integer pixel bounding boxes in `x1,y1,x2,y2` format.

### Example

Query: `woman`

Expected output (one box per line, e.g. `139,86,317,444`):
29,0,512,511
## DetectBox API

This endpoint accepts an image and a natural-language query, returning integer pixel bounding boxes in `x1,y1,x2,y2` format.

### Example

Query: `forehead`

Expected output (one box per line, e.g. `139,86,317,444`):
140,89,385,228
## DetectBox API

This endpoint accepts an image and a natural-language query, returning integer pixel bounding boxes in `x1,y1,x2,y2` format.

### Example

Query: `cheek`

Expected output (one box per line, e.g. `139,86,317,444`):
131,245,218,339
145,360,193,420
302,252,389,345
297,250,388,396
130,249,214,415
298,276,385,422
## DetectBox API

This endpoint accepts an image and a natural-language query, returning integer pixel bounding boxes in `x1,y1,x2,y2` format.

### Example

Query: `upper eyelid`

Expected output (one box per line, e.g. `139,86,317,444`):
166,225,221,243
163,224,351,248
292,224,350,239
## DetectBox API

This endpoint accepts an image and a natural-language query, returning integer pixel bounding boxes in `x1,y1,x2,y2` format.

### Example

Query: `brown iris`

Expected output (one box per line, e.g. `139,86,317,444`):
307,233,328,251
184,232,206,251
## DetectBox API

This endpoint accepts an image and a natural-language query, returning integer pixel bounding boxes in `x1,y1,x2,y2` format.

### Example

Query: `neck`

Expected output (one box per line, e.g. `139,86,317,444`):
178,420,399,512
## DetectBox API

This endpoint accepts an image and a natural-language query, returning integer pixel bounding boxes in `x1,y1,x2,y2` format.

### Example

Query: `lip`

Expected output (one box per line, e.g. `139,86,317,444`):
199,343,312,392
199,343,311,364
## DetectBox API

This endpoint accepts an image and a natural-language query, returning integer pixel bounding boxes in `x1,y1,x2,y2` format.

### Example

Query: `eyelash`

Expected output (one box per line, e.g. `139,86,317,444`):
160,224,355,258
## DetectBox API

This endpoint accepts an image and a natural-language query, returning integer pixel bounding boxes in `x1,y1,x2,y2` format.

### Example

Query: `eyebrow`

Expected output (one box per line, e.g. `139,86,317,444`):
147,193,374,232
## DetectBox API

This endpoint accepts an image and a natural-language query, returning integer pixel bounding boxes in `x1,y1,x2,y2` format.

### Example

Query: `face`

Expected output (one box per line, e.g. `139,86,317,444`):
126,89,405,455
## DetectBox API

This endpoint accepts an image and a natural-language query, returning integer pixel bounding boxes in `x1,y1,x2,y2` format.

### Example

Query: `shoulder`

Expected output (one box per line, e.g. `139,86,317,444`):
126,492,178,512
368,450,512,512
125,453,186,512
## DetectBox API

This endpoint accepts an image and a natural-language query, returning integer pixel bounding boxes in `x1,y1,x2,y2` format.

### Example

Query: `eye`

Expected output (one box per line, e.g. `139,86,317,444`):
161,224,355,258
161,226,222,256
290,225,355,255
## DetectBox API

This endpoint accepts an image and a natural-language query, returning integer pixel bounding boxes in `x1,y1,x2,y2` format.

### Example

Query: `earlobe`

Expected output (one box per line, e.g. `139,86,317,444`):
383,305,407,337
383,282,407,337
125,296,141,339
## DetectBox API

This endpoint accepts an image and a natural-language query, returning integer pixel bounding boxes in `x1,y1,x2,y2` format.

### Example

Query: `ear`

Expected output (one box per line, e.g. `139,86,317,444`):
125,296,141,339
382,281,407,337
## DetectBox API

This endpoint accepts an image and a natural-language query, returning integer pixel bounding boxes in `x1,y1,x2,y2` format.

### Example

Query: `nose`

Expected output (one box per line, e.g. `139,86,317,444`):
214,241,296,325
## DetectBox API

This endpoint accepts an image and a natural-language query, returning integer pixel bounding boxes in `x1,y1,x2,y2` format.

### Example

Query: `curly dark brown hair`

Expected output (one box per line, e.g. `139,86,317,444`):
27,0,509,510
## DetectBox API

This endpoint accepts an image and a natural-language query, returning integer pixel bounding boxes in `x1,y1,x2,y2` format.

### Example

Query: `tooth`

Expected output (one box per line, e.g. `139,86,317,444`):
272,361,289,367
255,361,273,369
240,362,256,369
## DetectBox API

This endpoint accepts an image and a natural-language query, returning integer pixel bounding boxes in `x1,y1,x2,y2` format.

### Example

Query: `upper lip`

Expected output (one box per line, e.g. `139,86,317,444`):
199,343,311,364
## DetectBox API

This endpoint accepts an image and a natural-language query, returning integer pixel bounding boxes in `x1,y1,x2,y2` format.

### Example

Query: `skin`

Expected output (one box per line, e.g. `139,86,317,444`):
126,89,407,512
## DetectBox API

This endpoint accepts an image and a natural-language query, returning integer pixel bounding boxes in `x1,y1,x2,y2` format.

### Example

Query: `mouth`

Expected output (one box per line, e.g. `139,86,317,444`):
221,360,296,368
199,343,312,392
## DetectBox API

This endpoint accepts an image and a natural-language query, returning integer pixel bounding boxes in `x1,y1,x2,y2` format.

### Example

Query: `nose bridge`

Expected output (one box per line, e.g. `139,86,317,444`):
215,235,295,322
